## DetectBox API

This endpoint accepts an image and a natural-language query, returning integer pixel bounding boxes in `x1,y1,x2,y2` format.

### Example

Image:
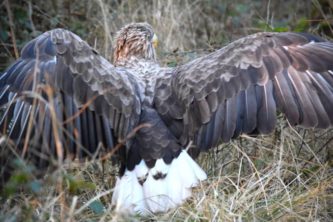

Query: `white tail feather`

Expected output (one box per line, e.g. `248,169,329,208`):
111,169,147,214
112,150,207,214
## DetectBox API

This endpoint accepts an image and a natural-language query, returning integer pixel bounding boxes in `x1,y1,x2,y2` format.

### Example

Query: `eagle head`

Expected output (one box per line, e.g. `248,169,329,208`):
113,23,158,65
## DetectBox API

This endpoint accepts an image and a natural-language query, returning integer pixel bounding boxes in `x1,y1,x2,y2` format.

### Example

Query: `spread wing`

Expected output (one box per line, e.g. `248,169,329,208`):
0,29,141,161
154,32,333,153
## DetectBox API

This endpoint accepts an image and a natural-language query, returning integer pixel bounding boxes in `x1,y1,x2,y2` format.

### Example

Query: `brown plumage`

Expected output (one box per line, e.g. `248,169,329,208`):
113,23,157,65
1,23,333,214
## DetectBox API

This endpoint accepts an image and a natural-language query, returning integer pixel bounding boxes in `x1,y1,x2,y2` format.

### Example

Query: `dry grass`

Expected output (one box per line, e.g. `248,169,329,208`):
1,124,332,221
1,0,333,221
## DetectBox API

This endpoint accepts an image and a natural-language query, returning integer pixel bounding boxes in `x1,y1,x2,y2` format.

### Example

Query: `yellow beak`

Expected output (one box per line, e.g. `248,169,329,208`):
152,34,158,48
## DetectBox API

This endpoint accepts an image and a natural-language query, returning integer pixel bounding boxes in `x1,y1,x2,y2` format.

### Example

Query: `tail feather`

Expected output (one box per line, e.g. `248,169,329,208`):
112,150,207,215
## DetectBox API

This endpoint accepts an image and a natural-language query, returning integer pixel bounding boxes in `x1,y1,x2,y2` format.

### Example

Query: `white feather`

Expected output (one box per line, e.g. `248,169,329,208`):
150,158,170,175
112,150,207,215
178,150,207,183
111,169,147,214
143,172,172,213
134,159,149,180
165,155,192,203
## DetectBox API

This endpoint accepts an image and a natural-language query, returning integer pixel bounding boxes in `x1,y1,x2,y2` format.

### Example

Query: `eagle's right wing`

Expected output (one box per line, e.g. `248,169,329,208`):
0,29,142,161
154,32,333,154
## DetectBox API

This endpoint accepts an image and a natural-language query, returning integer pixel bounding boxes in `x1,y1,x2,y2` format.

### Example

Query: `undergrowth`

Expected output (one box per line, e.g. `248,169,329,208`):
0,0,333,221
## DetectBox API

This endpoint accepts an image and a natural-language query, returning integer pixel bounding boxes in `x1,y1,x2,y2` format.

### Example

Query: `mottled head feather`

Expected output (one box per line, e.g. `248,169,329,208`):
113,23,156,65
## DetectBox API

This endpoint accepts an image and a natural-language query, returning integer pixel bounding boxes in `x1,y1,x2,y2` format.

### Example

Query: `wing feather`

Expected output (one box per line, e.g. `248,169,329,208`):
36,105,50,167
243,85,257,133
154,32,333,152
287,67,318,127
212,102,225,146
256,81,276,133
273,71,300,124
0,28,141,162
222,96,238,142
62,93,75,154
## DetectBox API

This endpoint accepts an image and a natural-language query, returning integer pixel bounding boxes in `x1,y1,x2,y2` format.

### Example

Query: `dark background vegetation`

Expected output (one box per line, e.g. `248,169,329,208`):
1,0,333,71
0,0,333,221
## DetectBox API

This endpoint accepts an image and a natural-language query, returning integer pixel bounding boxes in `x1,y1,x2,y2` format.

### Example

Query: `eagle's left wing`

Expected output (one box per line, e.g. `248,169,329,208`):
154,32,333,153
0,29,142,163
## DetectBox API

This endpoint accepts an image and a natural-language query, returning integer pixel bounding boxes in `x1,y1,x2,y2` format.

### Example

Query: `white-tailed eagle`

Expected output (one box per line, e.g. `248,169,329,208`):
1,23,333,214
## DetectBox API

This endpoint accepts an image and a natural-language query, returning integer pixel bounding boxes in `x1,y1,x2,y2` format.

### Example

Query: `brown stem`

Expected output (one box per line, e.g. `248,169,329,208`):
4,0,19,59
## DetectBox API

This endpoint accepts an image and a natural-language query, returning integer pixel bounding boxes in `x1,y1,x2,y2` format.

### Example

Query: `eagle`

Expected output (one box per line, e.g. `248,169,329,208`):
1,22,333,214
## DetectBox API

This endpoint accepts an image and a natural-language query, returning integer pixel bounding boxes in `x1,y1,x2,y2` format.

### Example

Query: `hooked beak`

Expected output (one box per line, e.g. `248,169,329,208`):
152,34,158,48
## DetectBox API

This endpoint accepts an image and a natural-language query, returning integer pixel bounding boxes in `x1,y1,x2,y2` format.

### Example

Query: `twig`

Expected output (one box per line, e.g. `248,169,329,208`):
27,1,37,36
96,0,111,57
312,0,333,34
22,49,42,158
4,0,19,59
